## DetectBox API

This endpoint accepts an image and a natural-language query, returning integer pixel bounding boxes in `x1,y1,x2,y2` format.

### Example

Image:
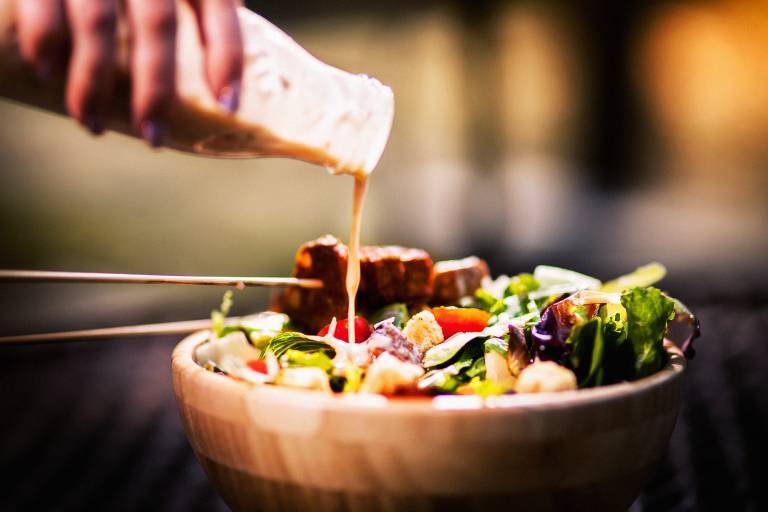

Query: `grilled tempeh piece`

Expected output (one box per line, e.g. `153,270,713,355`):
274,235,349,332
431,256,490,304
274,237,488,331
274,237,434,331
358,246,434,308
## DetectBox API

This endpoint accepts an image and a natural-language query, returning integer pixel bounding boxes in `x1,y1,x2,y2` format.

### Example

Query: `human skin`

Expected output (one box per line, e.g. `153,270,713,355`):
11,0,244,146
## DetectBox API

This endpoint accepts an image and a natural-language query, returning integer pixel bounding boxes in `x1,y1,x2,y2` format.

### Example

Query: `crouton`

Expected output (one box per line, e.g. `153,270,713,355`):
515,360,577,393
403,310,444,352
360,352,424,394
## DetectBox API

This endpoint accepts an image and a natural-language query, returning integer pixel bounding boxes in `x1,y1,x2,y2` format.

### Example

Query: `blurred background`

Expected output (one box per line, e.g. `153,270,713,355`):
1,0,767,510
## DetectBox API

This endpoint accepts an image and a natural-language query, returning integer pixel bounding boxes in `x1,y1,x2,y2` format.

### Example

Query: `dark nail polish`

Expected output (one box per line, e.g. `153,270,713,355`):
218,80,241,114
84,115,104,135
140,120,165,148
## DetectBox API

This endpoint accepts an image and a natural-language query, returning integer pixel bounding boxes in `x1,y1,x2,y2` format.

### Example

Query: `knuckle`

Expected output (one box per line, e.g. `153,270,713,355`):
79,3,117,34
22,22,65,59
141,4,177,35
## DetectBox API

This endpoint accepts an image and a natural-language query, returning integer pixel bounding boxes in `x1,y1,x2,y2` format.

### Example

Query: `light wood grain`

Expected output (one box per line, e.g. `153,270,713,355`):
0,270,323,289
172,331,686,512
0,318,245,344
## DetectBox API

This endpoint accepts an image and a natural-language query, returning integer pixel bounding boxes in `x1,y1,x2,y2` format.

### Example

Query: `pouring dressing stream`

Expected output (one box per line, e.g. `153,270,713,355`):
345,176,369,343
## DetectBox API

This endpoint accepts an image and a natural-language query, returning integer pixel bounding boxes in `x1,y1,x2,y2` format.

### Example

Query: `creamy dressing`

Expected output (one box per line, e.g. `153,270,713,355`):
345,175,369,343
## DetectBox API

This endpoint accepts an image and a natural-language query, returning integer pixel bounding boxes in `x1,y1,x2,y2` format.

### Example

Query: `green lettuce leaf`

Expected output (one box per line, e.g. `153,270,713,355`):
506,273,540,297
423,331,486,368
343,362,363,393
599,306,635,384
621,287,675,378
369,303,410,328
474,288,506,316
533,265,601,291
238,312,290,348
601,263,667,292
211,290,234,337
419,338,486,393
284,349,333,371
260,332,334,359
459,377,506,397
567,317,605,387
473,272,541,319
484,337,508,356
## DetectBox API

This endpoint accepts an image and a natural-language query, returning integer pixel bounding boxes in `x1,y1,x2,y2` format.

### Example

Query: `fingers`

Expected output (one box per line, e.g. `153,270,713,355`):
15,0,240,146
15,0,68,79
190,0,243,113
64,0,117,134
125,0,176,146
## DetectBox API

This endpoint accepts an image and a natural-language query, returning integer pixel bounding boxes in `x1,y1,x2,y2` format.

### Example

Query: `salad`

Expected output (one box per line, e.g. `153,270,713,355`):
197,238,699,396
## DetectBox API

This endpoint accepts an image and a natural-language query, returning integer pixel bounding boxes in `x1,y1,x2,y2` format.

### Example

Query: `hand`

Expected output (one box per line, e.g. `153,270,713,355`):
14,0,244,147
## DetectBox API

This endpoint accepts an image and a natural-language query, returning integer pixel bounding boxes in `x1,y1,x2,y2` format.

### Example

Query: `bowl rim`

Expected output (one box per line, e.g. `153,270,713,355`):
173,329,686,413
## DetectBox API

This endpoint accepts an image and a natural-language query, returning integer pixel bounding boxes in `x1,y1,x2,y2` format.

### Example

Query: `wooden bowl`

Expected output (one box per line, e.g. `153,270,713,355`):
172,331,686,512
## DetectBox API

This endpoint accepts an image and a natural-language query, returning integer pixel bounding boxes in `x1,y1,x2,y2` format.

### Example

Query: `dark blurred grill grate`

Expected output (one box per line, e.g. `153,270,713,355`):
1,298,766,511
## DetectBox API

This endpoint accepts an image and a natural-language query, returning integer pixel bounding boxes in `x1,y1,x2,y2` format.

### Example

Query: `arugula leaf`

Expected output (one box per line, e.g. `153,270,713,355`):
464,355,486,379
369,303,410,328
423,331,487,368
601,263,667,292
621,287,675,378
419,338,486,393
260,332,334,359
599,306,635,384
567,317,604,387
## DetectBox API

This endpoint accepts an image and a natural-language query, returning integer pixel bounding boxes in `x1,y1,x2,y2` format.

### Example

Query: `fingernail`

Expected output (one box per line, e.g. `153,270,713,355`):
84,115,104,135
217,80,241,114
140,120,165,148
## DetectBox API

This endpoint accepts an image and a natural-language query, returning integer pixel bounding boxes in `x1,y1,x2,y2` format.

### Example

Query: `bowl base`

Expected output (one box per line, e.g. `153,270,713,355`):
199,455,652,512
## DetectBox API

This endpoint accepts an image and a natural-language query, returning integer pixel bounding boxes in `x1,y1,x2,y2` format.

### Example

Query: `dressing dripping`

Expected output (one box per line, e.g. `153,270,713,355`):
345,175,369,343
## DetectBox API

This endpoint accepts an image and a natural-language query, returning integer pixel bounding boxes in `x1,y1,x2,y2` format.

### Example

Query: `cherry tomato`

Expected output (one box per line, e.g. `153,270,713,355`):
431,307,491,339
247,359,269,374
317,317,372,343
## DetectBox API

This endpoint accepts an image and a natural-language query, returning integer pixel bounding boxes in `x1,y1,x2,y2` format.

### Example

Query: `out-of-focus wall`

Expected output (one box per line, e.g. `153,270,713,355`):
630,0,768,267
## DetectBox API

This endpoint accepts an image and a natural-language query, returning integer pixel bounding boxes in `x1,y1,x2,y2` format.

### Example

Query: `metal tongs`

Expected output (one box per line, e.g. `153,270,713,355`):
0,269,322,345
